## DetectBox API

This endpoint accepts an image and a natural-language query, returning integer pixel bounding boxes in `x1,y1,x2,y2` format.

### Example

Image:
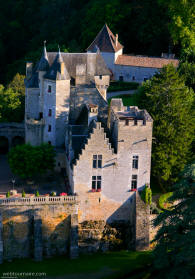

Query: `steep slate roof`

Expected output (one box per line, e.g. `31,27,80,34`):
87,24,123,53
37,46,49,71
25,52,110,88
45,52,111,80
115,55,179,68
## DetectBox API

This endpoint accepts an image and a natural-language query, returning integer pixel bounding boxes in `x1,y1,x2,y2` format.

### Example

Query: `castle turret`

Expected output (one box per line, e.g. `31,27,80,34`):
109,99,153,189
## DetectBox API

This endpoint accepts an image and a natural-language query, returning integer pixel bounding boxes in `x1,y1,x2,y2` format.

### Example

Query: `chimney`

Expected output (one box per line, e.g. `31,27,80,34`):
26,62,33,78
116,34,118,47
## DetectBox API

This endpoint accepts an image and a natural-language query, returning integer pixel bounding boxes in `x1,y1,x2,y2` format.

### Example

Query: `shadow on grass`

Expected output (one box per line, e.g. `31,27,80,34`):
0,251,152,278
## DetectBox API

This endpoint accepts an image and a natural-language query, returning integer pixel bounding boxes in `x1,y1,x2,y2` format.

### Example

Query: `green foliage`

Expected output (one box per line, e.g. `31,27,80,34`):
22,190,25,198
139,64,194,190
158,0,195,52
6,191,10,198
141,185,152,205
8,144,56,179
107,81,139,92
8,73,25,96
158,192,173,210
0,84,23,122
35,191,40,197
152,162,195,278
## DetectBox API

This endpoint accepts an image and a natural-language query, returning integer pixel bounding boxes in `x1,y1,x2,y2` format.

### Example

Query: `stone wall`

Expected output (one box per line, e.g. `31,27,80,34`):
78,220,131,254
0,197,78,262
114,64,158,83
133,192,150,251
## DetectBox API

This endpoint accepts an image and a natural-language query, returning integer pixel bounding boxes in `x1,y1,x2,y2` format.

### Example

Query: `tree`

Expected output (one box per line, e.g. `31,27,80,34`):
0,85,22,122
8,144,56,179
158,0,195,53
139,64,194,190
152,162,195,279
8,73,25,95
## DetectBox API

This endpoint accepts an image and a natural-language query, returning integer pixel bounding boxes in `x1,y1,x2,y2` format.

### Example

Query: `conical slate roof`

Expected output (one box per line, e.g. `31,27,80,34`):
37,46,49,71
87,24,123,53
45,52,70,80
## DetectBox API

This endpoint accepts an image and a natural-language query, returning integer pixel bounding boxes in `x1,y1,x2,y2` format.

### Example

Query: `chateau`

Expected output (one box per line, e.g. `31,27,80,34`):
24,41,153,223
0,27,156,263
87,24,179,82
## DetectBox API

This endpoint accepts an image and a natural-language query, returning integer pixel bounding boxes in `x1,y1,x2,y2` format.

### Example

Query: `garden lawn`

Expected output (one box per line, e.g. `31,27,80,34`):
0,251,152,278
108,94,141,107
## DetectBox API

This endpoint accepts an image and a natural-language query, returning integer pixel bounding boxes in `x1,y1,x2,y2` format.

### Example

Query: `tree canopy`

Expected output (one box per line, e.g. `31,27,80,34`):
0,73,25,123
139,64,194,190
152,162,195,278
8,144,56,179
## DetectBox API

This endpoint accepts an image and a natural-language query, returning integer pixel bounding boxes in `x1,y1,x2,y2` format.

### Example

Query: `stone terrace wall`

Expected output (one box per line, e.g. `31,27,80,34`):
0,196,78,262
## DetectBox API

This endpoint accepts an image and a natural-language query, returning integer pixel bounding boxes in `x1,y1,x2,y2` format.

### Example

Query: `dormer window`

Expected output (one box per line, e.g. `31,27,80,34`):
48,85,52,93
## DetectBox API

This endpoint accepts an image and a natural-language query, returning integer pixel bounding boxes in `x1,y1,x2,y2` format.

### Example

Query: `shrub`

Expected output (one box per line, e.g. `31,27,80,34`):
158,192,173,210
6,191,10,198
150,202,162,214
35,190,40,197
141,185,152,205
22,190,25,198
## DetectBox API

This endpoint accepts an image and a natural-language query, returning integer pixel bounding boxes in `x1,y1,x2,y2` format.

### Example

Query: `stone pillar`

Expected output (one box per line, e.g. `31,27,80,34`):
134,192,150,251
70,214,79,259
34,213,43,261
0,212,3,264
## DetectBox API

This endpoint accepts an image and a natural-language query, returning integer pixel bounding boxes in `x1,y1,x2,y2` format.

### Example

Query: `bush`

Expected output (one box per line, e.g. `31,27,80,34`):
35,190,40,197
158,192,173,210
150,202,162,214
22,190,25,198
6,191,10,198
141,185,152,205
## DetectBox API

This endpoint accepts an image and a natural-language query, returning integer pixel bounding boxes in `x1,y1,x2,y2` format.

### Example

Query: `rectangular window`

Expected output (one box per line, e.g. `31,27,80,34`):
48,125,51,132
48,109,52,117
99,75,102,79
125,119,129,126
119,76,123,82
92,176,101,190
39,112,43,119
132,155,139,169
93,155,102,168
48,85,52,93
131,175,137,189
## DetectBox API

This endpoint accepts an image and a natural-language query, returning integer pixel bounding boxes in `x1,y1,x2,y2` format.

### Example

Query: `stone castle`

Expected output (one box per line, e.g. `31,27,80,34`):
24,40,153,223
0,26,156,263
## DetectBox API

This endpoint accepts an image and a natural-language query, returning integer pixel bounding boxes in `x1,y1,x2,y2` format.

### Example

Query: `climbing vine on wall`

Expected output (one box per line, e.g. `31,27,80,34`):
141,184,152,205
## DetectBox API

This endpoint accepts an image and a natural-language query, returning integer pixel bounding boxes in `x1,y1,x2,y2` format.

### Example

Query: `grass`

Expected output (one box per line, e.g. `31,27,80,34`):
0,251,152,278
108,93,141,107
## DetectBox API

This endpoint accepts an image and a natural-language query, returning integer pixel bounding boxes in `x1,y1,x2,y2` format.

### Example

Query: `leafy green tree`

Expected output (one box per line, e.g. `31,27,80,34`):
158,0,195,52
8,144,55,179
139,64,194,190
0,85,22,122
8,73,25,96
152,162,195,279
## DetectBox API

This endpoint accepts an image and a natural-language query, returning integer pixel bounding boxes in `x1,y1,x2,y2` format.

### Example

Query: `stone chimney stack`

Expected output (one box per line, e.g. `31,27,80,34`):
26,62,33,78
116,34,118,47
